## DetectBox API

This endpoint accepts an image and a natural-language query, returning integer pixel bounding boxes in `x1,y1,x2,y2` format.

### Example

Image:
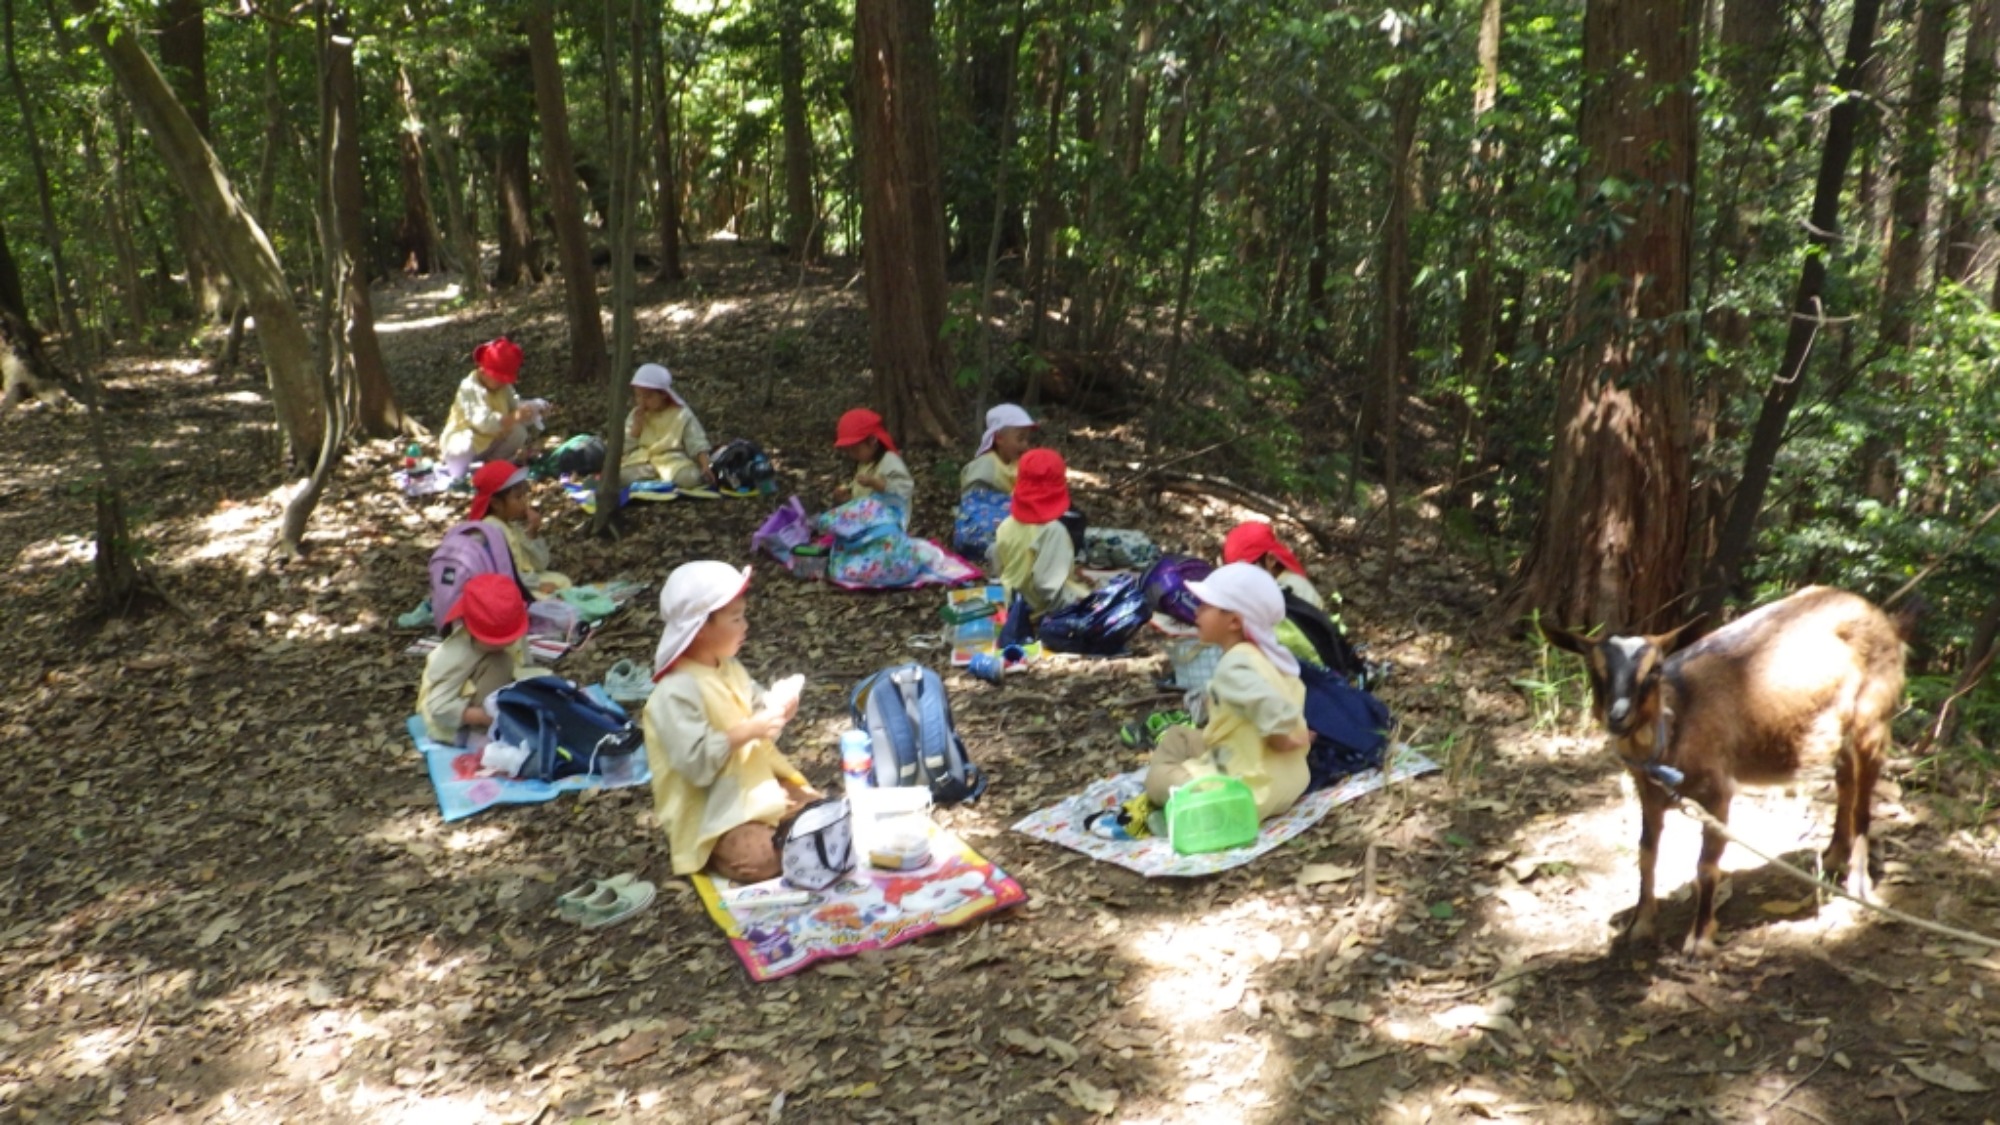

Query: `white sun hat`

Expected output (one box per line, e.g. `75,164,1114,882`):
652,561,753,677
974,403,1036,457
1184,562,1298,676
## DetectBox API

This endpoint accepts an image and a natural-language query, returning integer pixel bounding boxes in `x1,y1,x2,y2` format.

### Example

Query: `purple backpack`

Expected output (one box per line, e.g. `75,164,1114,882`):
1141,554,1214,625
429,521,522,628
752,497,813,565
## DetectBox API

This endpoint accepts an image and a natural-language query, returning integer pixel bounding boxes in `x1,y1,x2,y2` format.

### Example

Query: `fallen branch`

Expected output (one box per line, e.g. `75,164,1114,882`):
1151,471,1342,552
1110,439,1236,492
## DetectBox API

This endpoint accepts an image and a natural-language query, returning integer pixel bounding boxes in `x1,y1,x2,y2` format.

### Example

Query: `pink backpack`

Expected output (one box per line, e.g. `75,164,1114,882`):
428,521,524,628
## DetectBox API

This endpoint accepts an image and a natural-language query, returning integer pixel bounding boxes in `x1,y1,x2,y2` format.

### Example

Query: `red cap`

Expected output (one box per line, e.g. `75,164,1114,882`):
443,572,529,646
1011,448,1071,525
468,461,528,521
474,337,524,384
834,408,896,453
1222,521,1305,576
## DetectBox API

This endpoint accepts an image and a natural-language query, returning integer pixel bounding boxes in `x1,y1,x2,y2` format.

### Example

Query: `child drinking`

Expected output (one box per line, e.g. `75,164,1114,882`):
645,561,820,881
439,337,546,479
619,363,718,489
992,448,1089,615
1143,563,1311,820
417,573,545,742
959,403,1037,494
470,461,571,596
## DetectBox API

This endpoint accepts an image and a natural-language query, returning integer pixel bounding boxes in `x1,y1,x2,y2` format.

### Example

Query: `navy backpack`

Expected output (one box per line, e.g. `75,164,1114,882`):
491,678,644,782
1299,664,1390,791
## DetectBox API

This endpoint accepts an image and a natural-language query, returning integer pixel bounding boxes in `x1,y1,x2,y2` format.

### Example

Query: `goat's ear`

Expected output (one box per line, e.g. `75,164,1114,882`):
1539,622,1591,655
1650,618,1700,655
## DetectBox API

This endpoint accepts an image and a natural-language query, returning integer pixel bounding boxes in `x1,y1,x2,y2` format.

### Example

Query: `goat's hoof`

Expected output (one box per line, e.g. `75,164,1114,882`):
1681,931,1718,958
1625,915,1658,945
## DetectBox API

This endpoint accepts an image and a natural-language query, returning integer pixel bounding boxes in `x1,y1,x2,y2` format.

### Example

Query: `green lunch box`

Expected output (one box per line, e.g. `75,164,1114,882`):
1165,775,1260,855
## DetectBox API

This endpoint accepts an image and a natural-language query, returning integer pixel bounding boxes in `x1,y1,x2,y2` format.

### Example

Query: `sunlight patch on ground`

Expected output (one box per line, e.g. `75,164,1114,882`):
182,499,281,564
217,391,268,407
16,534,94,574
373,311,466,337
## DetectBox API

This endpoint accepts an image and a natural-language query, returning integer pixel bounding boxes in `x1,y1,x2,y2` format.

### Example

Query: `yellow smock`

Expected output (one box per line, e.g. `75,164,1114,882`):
486,517,572,595
439,372,520,460
644,659,807,876
417,632,538,741
620,404,711,482
993,515,1089,614
1192,644,1310,818
959,451,1018,494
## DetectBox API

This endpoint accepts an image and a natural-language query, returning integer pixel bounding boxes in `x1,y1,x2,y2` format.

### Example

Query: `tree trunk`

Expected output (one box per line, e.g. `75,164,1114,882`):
1940,0,2000,286
413,68,484,295
393,66,442,275
5,0,84,351
155,0,230,322
77,0,325,465
1024,27,1064,353
595,0,644,533
328,12,410,439
1696,0,1884,624
1450,0,1503,504
493,43,541,288
1375,60,1422,558
1507,0,1697,631
855,0,960,446
85,108,149,334
647,5,684,284
527,1,609,386
779,7,819,261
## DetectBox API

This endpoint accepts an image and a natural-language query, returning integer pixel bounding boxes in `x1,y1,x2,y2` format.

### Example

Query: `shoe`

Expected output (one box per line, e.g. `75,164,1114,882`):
603,659,654,706
1147,710,1193,739
580,877,656,930
556,873,637,923
1119,721,1153,749
396,599,435,630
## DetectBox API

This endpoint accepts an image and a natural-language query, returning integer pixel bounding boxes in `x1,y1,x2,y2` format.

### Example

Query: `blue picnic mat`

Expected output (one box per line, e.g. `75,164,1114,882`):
405,686,651,821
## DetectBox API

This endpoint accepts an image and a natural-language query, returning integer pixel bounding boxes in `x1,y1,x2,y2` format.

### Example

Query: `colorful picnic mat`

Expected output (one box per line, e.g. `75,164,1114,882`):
405,704,652,823
1011,746,1439,877
692,827,1026,982
562,479,746,513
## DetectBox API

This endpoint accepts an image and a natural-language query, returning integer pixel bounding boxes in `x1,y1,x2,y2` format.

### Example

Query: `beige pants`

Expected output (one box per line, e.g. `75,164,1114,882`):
619,461,707,489
1144,726,1215,807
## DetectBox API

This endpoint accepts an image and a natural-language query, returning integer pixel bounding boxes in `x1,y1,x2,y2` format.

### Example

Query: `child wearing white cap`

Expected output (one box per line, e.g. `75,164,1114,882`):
960,403,1037,494
1143,562,1312,820
620,363,718,489
643,561,820,881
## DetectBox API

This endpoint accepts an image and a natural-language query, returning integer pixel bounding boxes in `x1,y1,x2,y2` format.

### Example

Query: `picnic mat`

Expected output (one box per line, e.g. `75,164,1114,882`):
562,479,746,513
691,828,1026,982
405,707,652,822
1011,746,1440,877
400,580,648,663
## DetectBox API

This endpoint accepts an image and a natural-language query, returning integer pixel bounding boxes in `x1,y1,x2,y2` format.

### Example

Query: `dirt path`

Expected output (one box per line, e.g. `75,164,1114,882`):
2,242,1997,1123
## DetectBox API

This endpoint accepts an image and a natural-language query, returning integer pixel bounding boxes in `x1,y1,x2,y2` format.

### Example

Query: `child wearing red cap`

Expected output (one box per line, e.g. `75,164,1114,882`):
992,448,1090,615
644,561,820,881
833,408,914,515
439,336,547,479
417,572,548,742
1222,521,1324,609
470,461,571,596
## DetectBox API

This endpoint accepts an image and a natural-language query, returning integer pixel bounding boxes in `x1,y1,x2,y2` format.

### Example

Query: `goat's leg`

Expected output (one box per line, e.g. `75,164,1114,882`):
1844,725,1886,901
1630,777,1666,944
1684,793,1733,957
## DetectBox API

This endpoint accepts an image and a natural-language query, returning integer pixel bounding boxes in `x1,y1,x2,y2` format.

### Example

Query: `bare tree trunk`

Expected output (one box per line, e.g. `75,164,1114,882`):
410,65,484,295
1376,60,1422,558
647,5,685,284
528,0,610,386
155,0,231,322
779,6,818,261
1450,0,1503,504
1024,28,1064,354
856,0,961,445
1697,0,1884,623
77,0,325,465
393,66,442,275
5,0,83,351
595,0,644,534
328,10,411,439
1940,0,2000,287
1507,0,1697,631
493,43,541,289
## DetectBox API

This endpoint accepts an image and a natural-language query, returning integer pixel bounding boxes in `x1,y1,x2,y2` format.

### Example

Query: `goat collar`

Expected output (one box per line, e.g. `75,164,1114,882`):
1639,708,1685,790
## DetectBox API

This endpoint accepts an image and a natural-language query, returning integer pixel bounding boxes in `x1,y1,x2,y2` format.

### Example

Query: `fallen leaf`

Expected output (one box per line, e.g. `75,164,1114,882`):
1298,863,1361,887
195,913,241,949
1759,896,1814,916
1904,1059,1990,1093
1063,1075,1118,1116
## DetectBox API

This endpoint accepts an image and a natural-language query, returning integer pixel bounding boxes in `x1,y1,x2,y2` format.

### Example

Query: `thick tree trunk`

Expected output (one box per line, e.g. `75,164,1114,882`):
526,1,608,386
393,66,442,275
646,9,685,283
493,44,541,289
5,0,84,350
329,13,410,439
1697,0,1884,624
156,0,229,322
1375,61,1422,556
1507,0,1697,631
779,7,819,261
595,0,643,534
855,0,960,446
1940,0,2000,286
78,0,324,464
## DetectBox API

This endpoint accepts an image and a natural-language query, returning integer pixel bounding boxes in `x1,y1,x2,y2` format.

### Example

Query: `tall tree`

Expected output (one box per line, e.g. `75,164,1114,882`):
493,42,541,289
75,0,326,464
527,1,609,385
646,2,685,283
156,0,228,321
1509,0,1697,630
393,66,442,275
1697,0,1886,623
1940,0,2000,286
328,10,411,439
4,0,84,350
778,4,818,260
855,0,961,445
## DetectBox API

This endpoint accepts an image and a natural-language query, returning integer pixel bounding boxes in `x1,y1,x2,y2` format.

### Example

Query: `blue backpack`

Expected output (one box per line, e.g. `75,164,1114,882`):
849,664,987,804
1038,573,1149,655
491,678,644,782
953,486,1012,561
1299,664,1390,791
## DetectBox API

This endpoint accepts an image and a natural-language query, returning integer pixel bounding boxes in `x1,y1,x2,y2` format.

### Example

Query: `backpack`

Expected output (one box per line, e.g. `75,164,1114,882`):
530,434,605,480
1083,527,1162,570
1299,664,1390,792
777,797,856,890
1038,573,1149,655
710,438,777,495
753,496,813,565
953,486,1012,561
1059,508,1088,554
1140,554,1214,625
848,664,987,804
490,677,645,782
429,521,527,629
1283,591,1365,682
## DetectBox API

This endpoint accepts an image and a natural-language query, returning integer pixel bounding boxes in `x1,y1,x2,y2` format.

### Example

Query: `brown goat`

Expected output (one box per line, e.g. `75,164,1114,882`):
1543,586,1914,955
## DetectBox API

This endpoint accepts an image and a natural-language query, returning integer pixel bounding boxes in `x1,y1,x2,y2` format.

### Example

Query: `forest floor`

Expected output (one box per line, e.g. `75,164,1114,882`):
3,239,2000,1124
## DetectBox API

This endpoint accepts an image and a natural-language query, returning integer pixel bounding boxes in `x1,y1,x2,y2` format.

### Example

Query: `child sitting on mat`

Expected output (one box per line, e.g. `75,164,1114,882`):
814,408,973,588
992,448,1090,616
1143,563,1311,821
439,337,547,479
960,403,1037,494
470,461,571,596
418,573,548,743
619,363,718,489
835,407,915,515
645,561,820,881
1223,521,1325,609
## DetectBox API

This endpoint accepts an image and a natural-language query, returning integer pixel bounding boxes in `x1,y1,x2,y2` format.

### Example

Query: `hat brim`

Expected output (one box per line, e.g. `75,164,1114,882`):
651,568,754,678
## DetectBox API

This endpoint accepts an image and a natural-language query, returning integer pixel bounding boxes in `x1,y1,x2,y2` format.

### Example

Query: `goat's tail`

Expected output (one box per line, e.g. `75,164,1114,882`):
1891,594,1927,643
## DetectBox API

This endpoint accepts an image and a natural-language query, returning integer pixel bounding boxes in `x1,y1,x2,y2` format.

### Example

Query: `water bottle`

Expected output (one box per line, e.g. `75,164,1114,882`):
839,730,874,792
404,441,421,469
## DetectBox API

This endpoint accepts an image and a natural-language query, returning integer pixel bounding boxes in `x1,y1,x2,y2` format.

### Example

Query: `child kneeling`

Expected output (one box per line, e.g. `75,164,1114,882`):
417,573,548,743
645,561,821,881
1144,563,1312,820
